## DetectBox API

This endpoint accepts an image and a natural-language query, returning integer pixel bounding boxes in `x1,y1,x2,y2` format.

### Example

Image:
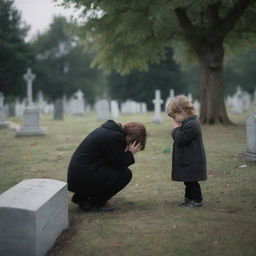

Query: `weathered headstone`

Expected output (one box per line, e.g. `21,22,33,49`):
141,102,147,113
53,99,64,120
152,89,163,123
0,179,68,256
232,86,244,114
0,92,7,128
15,99,26,117
194,100,200,115
69,90,85,115
244,112,256,162
96,99,110,120
165,89,175,110
110,100,119,119
16,68,47,136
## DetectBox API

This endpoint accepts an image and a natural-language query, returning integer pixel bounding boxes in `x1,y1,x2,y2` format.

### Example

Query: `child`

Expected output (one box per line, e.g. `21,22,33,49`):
167,95,207,207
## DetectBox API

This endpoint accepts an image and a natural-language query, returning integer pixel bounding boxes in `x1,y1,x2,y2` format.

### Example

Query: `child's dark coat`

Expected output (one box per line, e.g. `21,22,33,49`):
171,115,207,181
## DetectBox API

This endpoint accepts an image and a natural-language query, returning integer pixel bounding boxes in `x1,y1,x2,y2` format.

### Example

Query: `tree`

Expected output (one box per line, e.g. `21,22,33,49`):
31,16,106,103
0,0,33,100
60,0,256,124
107,48,186,109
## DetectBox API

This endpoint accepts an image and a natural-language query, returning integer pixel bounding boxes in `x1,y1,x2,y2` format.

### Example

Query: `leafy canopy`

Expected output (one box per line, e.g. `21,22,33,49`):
59,0,256,73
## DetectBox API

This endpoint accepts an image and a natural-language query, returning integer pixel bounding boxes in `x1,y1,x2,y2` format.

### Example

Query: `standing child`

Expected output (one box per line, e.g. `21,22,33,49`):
167,95,207,207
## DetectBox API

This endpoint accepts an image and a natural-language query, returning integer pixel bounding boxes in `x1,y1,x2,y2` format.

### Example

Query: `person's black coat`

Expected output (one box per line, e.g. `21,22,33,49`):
171,115,207,182
67,120,135,192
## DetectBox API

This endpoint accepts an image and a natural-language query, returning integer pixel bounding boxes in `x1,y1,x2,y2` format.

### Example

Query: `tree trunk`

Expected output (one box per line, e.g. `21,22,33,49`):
198,41,232,125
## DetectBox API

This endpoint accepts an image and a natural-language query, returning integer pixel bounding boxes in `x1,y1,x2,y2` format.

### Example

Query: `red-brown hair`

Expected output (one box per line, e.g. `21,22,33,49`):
122,122,147,150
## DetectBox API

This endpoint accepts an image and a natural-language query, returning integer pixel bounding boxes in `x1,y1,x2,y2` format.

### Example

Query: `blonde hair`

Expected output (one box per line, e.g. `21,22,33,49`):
167,95,196,118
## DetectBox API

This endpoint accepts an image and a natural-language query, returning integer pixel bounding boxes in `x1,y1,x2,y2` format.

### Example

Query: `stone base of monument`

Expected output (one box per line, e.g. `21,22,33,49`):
240,152,256,163
0,179,68,256
16,107,47,137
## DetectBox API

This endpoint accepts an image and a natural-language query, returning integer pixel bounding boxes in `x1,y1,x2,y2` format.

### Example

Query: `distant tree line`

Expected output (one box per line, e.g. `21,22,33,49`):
0,0,255,111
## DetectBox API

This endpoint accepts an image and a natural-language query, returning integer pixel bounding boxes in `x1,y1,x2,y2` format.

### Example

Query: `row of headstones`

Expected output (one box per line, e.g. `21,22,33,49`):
226,86,256,114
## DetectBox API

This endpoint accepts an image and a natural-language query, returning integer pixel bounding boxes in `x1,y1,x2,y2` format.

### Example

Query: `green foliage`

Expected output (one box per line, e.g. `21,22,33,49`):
107,48,187,109
31,16,107,102
60,0,256,74
0,0,33,100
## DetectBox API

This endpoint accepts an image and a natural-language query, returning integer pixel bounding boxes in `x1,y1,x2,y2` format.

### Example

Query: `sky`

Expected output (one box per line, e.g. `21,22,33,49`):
14,0,80,40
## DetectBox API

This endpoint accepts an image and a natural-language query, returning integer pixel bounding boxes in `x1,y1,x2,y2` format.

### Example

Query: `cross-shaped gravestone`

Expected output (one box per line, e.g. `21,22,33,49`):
152,89,163,123
23,68,36,107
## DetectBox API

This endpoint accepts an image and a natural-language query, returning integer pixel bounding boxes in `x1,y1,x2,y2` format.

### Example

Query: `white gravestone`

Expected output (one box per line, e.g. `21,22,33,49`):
165,89,175,110
110,100,119,119
244,112,256,162
193,100,200,115
141,102,147,113
24,68,35,106
232,86,244,114
69,90,85,115
0,179,68,256
16,68,47,136
96,99,110,120
0,92,7,128
152,89,163,123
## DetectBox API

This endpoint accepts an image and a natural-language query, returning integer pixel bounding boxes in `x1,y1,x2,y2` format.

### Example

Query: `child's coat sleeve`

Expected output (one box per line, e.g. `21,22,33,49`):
171,121,200,146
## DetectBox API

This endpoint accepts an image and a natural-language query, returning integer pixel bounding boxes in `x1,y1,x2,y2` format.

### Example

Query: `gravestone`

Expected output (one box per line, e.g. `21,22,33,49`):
141,102,147,113
165,89,175,110
232,86,244,114
110,100,119,119
244,112,256,162
188,93,193,102
152,89,163,123
16,68,47,137
0,92,7,128
37,91,47,114
69,90,85,115
96,99,110,120
54,99,64,120
194,100,200,115
15,99,26,117
0,179,68,256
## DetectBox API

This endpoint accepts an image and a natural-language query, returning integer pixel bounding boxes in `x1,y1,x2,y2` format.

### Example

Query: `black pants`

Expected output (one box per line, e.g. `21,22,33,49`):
184,182,202,202
74,167,132,206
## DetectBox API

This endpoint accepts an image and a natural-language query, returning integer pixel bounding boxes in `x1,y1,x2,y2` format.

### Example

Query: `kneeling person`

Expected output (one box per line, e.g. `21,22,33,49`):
67,120,147,212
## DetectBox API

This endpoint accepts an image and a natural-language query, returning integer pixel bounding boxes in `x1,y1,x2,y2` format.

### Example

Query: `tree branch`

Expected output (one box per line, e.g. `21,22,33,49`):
217,0,255,39
205,1,221,28
174,8,200,50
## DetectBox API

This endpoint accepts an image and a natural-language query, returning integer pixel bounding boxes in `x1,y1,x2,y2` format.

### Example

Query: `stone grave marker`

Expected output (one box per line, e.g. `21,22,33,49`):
110,100,119,119
0,179,68,256
244,112,256,162
16,68,47,136
96,99,110,120
152,89,163,123
54,99,64,120
0,92,7,128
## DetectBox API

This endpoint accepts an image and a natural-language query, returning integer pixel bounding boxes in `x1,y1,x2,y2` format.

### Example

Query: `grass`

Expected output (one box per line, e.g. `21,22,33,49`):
0,108,256,256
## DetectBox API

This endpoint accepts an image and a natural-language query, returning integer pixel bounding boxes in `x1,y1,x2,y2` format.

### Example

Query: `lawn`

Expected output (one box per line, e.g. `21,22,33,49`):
0,108,255,256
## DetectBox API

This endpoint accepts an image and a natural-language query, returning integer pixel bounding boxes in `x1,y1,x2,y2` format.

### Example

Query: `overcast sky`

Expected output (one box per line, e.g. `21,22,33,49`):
14,0,80,40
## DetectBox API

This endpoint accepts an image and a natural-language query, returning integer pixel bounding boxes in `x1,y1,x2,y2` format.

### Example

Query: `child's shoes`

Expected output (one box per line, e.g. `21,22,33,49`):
188,200,203,207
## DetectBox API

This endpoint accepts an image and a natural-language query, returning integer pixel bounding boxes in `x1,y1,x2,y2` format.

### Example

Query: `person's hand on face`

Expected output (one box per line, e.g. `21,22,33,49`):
173,119,181,129
128,141,142,154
